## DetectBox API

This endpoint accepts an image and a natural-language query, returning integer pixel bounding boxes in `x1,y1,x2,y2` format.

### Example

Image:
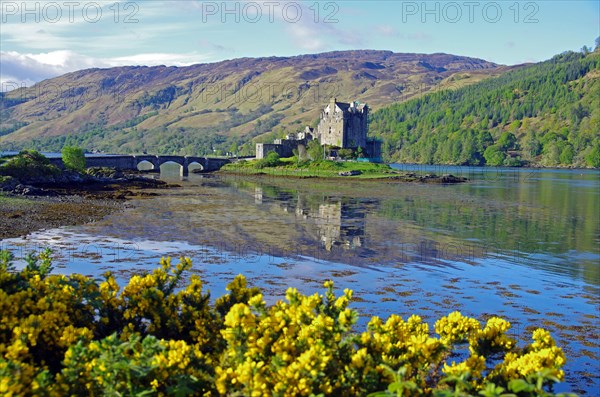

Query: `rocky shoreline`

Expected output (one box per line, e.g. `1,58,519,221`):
1,167,169,197
0,168,171,239
219,169,468,183
0,195,126,240
385,173,468,183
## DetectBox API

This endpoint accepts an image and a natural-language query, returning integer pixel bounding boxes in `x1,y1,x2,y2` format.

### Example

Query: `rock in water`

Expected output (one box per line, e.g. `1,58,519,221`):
338,170,362,176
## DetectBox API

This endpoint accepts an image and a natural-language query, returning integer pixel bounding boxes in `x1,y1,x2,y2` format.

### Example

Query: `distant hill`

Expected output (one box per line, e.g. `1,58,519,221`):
0,50,503,155
369,50,600,168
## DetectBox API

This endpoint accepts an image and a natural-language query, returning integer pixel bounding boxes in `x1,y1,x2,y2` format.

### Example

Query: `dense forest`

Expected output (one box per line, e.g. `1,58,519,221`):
369,50,600,167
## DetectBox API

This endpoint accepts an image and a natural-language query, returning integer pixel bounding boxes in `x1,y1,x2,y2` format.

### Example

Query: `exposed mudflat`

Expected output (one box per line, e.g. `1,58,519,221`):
0,171,175,239
0,195,125,239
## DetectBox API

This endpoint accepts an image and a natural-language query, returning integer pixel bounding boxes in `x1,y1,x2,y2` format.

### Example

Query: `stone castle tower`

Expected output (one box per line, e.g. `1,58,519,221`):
317,98,368,149
256,98,380,160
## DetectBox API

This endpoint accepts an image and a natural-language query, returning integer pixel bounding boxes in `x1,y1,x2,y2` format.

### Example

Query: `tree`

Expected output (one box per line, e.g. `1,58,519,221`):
542,142,561,166
571,103,588,123
61,146,86,171
521,132,541,159
229,142,239,156
255,151,280,169
483,145,506,166
497,132,517,150
356,146,364,158
306,140,324,161
337,148,354,160
264,151,280,166
581,45,591,55
478,131,494,150
559,145,574,165
297,144,307,161
585,144,600,168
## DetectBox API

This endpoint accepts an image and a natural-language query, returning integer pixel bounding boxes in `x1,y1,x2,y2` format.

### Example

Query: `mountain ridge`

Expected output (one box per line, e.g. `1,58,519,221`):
0,50,506,155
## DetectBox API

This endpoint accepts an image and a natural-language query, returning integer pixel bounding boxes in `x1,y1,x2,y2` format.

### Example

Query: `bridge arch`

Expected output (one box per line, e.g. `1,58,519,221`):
137,160,155,172
159,161,185,176
133,155,159,172
188,161,204,173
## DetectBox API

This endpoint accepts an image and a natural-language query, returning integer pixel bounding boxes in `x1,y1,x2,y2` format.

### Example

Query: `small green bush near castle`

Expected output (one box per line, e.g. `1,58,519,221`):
255,151,281,169
0,250,576,396
61,146,86,172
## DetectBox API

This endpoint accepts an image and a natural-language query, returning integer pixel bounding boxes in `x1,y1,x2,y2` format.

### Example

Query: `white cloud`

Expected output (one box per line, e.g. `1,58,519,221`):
283,2,364,52
376,25,400,37
407,32,432,41
0,51,89,90
0,76,37,91
374,25,432,42
109,53,212,66
0,0,367,91
287,23,325,51
0,22,73,49
0,0,203,55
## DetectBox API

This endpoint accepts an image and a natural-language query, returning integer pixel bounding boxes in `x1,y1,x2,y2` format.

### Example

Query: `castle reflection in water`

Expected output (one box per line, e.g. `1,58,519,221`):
253,186,366,251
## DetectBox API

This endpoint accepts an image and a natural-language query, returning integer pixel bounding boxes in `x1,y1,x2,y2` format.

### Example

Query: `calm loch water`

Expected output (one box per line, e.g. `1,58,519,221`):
2,166,599,394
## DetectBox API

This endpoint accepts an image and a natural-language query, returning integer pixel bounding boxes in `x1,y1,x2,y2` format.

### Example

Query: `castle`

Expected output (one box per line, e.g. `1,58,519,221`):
256,98,381,160
317,97,368,148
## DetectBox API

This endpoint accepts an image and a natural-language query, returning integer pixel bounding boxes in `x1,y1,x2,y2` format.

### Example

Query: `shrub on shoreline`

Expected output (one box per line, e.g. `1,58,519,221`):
0,251,576,396
61,146,86,172
255,151,282,169
0,150,60,180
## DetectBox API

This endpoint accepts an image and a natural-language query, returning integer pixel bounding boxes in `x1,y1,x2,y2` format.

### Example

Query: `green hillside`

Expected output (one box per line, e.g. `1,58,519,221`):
369,50,600,168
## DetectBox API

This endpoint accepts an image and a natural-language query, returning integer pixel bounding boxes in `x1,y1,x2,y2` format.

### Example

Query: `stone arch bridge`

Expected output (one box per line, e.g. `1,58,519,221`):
49,155,231,176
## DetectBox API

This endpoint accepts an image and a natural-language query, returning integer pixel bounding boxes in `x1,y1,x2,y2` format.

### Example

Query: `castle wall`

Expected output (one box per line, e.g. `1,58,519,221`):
317,109,345,147
365,139,382,160
257,99,374,160
256,143,294,159
345,108,368,148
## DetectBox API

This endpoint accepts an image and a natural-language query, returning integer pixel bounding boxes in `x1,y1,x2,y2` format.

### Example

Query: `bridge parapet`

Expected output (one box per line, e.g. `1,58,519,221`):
157,156,185,165
201,157,231,171
48,154,231,174
85,155,137,170
133,155,159,168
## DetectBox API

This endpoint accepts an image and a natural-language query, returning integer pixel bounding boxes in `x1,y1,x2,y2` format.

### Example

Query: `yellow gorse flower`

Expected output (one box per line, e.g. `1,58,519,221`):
0,253,573,396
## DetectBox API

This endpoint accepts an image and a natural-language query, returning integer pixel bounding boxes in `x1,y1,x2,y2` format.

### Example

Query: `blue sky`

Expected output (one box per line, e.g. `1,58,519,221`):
1,1,598,89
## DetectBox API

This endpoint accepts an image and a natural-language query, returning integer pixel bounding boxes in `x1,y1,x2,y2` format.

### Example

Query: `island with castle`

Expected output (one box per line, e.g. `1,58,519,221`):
256,98,382,161
218,98,467,183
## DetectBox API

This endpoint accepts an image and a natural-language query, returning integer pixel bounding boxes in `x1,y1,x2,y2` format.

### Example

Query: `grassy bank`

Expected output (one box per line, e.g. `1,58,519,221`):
219,157,469,184
0,193,32,205
220,157,402,179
